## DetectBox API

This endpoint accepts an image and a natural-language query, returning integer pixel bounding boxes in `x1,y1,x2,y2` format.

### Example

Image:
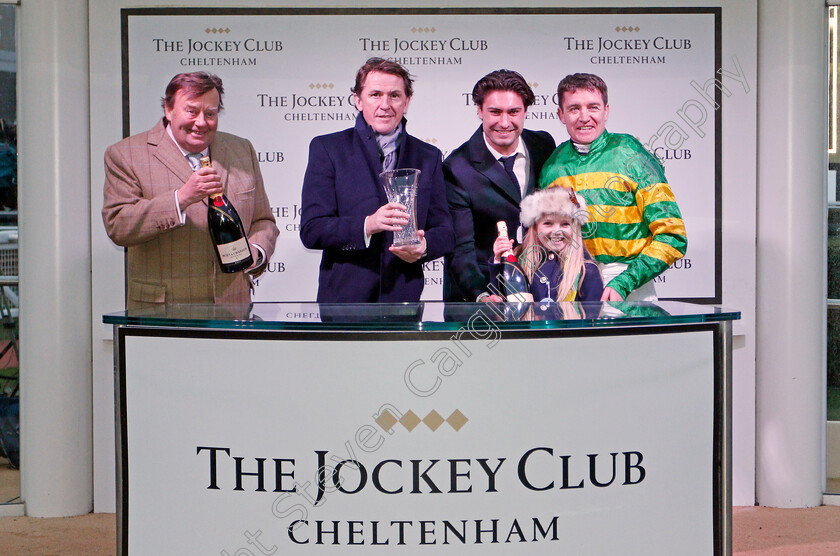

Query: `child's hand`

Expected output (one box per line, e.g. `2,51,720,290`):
493,236,514,263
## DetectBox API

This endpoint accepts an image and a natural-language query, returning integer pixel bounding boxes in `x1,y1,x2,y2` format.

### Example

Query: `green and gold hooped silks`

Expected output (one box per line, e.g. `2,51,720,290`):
539,131,687,299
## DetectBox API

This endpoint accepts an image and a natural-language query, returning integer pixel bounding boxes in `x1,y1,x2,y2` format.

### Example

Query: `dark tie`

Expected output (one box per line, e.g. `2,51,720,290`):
500,155,519,188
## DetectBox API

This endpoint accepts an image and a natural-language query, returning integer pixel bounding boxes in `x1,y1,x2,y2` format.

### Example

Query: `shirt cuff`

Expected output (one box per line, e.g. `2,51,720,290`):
363,216,372,248
174,190,186,225
245,244,267,274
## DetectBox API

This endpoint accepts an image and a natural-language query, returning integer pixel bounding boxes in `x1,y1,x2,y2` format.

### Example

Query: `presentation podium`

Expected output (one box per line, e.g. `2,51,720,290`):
105,301,738,556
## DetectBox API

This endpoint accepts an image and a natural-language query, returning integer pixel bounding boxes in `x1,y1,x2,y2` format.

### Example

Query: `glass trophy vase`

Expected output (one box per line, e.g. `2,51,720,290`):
380,168,422,247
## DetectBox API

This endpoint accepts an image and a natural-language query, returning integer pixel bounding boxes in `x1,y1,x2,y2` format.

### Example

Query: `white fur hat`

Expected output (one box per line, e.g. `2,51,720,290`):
519,186,590,228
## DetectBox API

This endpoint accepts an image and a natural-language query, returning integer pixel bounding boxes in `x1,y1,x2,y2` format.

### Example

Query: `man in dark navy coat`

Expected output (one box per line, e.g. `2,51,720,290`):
301,58,454,302
443,70,556,302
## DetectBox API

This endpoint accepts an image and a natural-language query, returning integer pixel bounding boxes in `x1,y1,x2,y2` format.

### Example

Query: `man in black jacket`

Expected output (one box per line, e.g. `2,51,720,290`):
443,69,556,302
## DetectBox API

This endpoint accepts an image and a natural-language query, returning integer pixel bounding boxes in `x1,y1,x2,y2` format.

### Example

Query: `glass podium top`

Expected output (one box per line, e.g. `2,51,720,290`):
103,301,740,332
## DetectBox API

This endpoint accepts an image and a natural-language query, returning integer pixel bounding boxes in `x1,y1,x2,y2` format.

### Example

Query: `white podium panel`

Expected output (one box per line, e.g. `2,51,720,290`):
115,322,727,555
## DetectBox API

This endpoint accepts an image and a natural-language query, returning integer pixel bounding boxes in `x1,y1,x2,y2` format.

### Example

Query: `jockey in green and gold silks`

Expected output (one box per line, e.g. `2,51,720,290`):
539,130,687,299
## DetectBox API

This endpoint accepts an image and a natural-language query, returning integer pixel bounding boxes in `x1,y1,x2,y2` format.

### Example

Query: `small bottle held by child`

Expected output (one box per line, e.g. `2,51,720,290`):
495,221,532,302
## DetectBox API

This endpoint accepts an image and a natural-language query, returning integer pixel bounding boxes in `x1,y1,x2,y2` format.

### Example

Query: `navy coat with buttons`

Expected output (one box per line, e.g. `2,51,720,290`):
300,113,455,302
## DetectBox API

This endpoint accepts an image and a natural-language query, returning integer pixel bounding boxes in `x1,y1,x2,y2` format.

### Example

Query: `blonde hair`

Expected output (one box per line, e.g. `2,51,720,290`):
513,217,587,304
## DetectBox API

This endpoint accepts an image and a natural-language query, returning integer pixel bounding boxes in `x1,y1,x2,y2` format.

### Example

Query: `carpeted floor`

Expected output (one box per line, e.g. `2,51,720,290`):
733,505,840,555
0,506,839,555
0,513,115,555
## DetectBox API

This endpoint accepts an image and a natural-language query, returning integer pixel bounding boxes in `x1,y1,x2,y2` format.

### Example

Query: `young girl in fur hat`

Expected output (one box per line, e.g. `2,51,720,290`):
490,186,603,309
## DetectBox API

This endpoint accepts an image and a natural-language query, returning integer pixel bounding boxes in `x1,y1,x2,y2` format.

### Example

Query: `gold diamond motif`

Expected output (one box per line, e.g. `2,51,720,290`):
446,409,468,431
376,409,399,432
616,26,621,32
423,410,444,431
400,410,421,431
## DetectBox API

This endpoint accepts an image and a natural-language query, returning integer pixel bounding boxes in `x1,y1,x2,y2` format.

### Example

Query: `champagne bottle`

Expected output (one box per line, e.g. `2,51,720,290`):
202,156,254,273
495,221,532,302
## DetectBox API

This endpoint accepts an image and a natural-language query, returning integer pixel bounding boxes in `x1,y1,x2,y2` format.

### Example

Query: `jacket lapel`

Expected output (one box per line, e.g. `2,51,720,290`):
523,130,555,196
523,131,538,196
355,113,389,205
467,126,521,204
208,136,230,195
149,120,193,184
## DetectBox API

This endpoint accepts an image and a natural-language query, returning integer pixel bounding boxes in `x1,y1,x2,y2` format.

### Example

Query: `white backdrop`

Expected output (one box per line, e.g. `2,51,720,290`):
124,8,722,302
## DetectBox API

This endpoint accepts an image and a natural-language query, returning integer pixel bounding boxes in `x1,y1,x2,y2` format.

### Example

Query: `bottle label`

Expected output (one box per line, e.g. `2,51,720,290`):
506,292,534,302
216,237,250,265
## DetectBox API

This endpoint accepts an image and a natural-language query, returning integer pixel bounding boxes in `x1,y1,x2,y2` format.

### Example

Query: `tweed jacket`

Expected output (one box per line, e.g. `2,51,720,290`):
102,119,279,308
